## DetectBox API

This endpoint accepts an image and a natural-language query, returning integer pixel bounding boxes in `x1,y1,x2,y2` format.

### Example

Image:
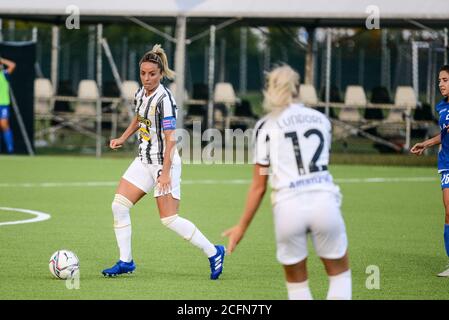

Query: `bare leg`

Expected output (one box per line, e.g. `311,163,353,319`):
0,118,13,153
321,251,351,300
282,259,313,300
116,178,146,204
0,118,9,131
442,189,449,224
442,189,449,260
321,251,350,276
156,194,179,218
283,259,308,282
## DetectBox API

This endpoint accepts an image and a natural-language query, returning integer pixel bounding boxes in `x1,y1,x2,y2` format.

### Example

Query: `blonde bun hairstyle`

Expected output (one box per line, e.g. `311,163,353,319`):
263,65,300,113
139,44,175,80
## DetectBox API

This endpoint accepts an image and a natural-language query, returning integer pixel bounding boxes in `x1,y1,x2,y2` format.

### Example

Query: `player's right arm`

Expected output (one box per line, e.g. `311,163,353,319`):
0,57,16,74
110,116,139,150
410,133,441,156
222,164,269,254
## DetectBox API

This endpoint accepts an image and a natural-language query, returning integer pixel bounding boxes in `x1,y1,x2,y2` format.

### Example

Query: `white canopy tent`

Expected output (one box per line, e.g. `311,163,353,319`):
1,0,448,155
2,0,449,22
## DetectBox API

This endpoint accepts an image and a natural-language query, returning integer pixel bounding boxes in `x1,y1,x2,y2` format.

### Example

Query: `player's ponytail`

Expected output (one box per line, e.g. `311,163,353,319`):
263,64,300,114
139,44,175,80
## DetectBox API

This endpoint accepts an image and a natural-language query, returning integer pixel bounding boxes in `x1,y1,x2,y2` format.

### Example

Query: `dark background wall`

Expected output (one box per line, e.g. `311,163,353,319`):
0,41,35,154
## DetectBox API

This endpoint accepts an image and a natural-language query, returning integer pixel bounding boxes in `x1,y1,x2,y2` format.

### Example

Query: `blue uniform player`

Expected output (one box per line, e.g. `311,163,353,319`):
411,65,449,276
0,56,16,153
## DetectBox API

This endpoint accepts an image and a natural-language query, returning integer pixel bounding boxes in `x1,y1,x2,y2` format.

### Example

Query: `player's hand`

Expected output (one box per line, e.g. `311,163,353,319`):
109,138,124,150
221,225,245,255
410,142,426,156
157,172,171,194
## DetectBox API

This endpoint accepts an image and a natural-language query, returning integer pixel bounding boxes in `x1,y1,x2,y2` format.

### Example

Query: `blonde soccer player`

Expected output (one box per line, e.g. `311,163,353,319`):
102,45,225,279
223,65,351,299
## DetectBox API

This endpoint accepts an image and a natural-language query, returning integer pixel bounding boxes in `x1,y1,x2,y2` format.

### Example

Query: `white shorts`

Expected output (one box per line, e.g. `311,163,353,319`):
122,157,181,200
272,190,347,265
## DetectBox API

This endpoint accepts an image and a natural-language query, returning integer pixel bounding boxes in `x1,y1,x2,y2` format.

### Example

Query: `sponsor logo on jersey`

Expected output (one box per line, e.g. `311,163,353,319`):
137,114,152,127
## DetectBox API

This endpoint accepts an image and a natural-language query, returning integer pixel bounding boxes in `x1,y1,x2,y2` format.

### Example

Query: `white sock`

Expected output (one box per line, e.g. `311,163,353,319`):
327,269,352,300
286,280,313,300
112,194,133,263
161,214,217,257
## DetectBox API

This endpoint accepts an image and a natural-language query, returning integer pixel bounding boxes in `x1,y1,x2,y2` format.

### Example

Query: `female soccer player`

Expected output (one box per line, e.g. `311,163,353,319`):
102,45,225,279
222,65,351,299
411,64,449,277
0,56,16,153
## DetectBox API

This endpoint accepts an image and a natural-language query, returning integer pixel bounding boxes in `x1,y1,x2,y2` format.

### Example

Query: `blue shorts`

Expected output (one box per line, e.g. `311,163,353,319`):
441,171,449,189
0,105,10,120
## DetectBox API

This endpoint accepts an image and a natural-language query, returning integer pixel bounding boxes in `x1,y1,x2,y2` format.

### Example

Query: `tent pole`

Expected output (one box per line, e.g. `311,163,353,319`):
31,26,37,42
102,37,128,138
358,48,365,87
325,28,332,117
175,15,187,130
412,41,419,97
51,25,59,95
87,25,95,79
207,25,216,130
305,28,315,85
239,27,247,95
96,24,103,158
426,45,432,104
219,38,226,82
444,28,448,65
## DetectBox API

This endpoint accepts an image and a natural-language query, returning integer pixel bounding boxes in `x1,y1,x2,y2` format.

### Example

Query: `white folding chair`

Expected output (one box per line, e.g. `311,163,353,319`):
386,86,416,123
214,82,237,130
299,84,319,107
339,85,365,122
121,80,140,117
75,80,99,118
34,78,54,116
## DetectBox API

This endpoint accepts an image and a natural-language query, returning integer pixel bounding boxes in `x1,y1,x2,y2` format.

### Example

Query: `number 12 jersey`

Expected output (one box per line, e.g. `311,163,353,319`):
253,103,341,204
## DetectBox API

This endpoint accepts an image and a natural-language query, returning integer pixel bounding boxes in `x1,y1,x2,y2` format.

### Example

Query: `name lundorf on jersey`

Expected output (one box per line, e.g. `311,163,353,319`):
253,103,340,204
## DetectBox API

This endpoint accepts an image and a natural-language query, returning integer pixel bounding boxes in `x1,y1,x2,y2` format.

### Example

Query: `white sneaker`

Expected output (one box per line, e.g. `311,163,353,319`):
437,265,449,277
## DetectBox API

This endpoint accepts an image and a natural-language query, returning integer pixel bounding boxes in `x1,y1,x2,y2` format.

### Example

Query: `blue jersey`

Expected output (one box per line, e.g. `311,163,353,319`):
437,98,449,172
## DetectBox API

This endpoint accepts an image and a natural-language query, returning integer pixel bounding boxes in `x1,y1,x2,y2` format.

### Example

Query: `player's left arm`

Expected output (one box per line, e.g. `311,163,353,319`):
222,164,269,254
158,129,176,193
0,57,16,74
158,98,178,194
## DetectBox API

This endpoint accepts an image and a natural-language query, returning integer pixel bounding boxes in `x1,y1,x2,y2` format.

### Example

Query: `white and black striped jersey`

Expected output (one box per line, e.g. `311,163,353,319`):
253,103,340,204
133,83,181,165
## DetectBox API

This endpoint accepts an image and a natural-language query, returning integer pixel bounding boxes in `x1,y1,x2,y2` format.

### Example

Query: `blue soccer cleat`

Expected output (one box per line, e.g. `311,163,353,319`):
102,260,136,277
208,245,225,280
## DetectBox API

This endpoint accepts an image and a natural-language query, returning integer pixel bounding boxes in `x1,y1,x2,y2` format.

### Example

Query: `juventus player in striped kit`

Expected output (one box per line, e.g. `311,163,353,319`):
223,65,351,299
102,45,225,279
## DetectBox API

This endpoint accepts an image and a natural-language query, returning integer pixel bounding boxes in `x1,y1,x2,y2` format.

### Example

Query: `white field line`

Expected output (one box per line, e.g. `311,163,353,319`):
0,207,51,226
0,176,438,188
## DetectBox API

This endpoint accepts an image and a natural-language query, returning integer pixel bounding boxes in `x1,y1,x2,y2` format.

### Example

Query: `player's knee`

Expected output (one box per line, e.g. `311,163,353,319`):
161,214,178,227
443,204,449,217
445,211,449,224
112,194,133,228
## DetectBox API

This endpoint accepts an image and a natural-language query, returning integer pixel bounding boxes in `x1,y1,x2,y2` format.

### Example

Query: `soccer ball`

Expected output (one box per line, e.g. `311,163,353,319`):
49,250,80,280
